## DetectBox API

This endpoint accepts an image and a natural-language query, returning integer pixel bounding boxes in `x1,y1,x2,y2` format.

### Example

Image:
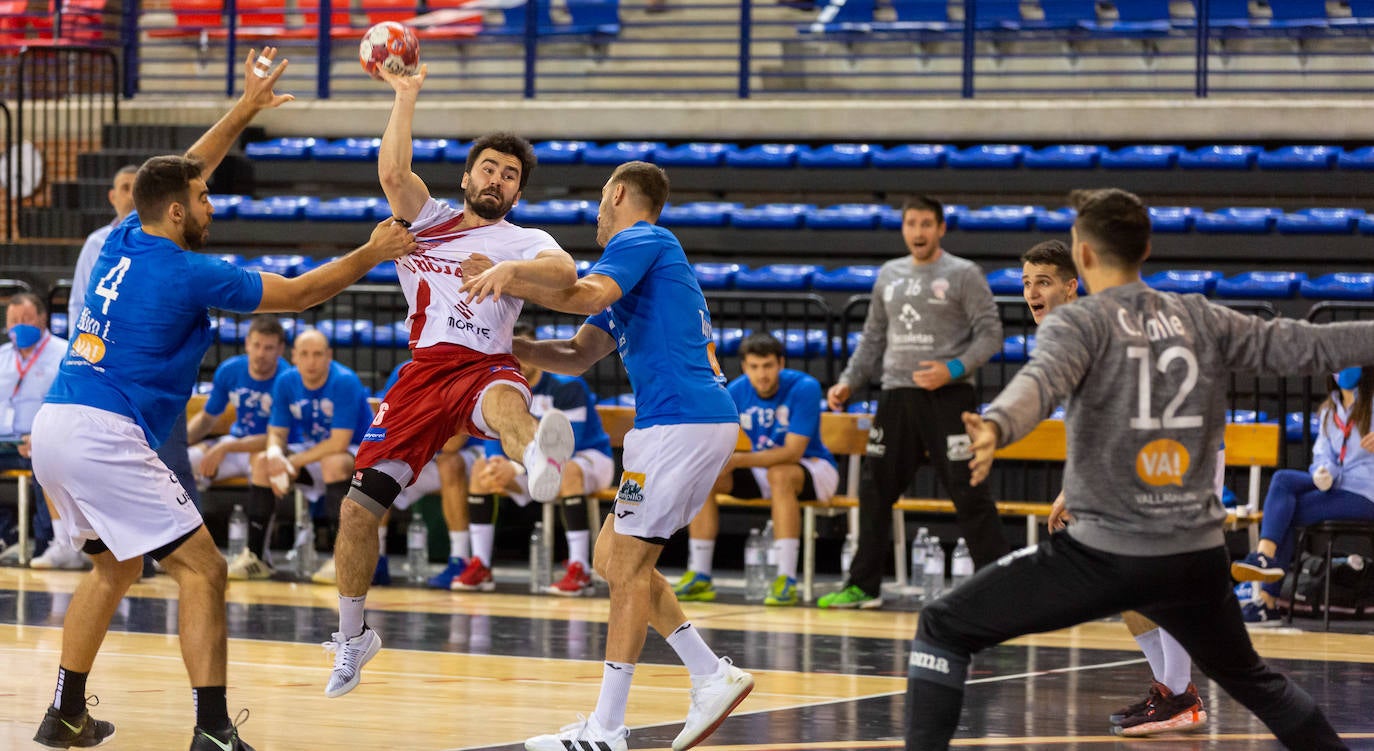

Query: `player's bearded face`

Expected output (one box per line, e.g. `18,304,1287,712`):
182,208,210,250
466,179,515,221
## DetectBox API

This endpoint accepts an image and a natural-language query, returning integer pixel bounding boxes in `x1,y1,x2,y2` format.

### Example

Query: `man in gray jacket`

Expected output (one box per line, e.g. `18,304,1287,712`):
905,188,1350,750
823,195,1009,609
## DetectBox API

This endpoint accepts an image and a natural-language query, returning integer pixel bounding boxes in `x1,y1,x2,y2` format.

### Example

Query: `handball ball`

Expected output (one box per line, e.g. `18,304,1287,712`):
360,21,420,80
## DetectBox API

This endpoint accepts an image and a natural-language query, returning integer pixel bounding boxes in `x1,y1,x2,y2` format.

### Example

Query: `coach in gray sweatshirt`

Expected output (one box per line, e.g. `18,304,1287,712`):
822,195,1008,610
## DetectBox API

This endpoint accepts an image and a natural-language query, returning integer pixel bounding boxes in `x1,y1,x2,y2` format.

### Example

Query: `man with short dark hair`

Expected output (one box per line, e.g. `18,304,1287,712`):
905,188,1354,750
1020,239,1078,325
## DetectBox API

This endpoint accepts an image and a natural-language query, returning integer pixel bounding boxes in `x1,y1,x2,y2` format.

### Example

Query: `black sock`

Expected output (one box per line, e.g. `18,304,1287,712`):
560,495,589,532
54,666,88,716
192,685,230,731
247,484,276,559
469,494,494,525
905,638,970,751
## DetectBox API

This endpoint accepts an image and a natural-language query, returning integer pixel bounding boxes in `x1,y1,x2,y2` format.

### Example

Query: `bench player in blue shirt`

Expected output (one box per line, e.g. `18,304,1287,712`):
463,161,754,751
26,48,417,751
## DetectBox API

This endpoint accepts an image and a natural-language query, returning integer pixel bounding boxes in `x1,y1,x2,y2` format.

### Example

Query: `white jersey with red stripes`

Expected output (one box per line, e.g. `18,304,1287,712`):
397,197,562,354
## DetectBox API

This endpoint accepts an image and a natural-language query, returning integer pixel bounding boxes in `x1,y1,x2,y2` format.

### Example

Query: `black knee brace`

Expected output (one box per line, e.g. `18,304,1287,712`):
347,467,403,519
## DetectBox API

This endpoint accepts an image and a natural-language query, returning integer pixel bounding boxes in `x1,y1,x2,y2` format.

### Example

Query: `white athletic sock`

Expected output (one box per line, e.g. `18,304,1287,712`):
50,518,67,549
774,538,800,580
566,530,591,567
1158,628,1194,695
688,539,715,576
665,622,720,677
449,530,471,561
338,594,367,639
471,523,495,565
593,661,635,731
1133,627,1166,684
376,526,387,557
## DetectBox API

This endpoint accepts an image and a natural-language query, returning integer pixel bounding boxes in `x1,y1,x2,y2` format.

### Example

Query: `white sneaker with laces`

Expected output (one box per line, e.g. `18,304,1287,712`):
524,410,574,503
673,657,754,751
226,550,272,581
29,543,88,570
525,713,629,751
323,625,382,698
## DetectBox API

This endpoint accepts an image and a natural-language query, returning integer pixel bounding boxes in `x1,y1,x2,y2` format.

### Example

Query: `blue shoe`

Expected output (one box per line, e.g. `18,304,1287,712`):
1231,552,1284,584
672,571,715,602
1241,600,1279,625
372,556,391,586
428,557,467,589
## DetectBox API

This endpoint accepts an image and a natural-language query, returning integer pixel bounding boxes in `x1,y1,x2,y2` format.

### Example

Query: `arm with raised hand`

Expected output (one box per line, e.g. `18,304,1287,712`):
255,219,416,313
376,65,432,224
185,48,295,180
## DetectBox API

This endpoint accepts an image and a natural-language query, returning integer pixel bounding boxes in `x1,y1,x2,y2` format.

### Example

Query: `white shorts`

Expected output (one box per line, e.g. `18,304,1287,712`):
748,456,840,502
612,422,737,541
31,403,203,562
394,444,484,511
288,442,360,501
507,449,615,508
188,436,253,485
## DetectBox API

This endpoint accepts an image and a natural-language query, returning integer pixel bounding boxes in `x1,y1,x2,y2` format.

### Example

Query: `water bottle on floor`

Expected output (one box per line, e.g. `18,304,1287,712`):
950,537,974,591
840,532,857,579
227,504,248,560
745,528,768,600
909,527,930,601
407,512,429,584
293,521,317,581
528,522,548,593
762,520,777,581
922,537,945,603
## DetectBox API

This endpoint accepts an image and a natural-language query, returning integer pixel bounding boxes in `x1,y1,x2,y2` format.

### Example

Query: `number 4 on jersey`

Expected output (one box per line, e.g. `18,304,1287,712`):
94,256,132,315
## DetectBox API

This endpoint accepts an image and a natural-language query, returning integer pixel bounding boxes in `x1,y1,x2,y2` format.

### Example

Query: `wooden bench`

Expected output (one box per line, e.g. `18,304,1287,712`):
2,468,34,565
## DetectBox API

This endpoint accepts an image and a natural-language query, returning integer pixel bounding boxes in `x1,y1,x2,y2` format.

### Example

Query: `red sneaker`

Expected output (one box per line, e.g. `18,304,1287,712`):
547,561,593,597
451,556,495,592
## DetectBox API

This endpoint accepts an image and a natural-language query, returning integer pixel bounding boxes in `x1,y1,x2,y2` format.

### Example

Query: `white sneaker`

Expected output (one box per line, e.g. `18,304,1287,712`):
311,558,337,585
524,410,574,503
226,550,273,581
29,544,88,570
673,657,754,751
323,625,382,698
525,714,629,751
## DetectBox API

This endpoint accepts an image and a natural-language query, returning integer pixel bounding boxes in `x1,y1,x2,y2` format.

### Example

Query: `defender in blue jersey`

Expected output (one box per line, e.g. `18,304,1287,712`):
465,161,753,751
461,321,616,596
677,332,839,607
26,48,418,751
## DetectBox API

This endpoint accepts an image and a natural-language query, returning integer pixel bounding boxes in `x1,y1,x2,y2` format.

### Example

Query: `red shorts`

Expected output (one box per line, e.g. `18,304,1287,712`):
355,343,529,483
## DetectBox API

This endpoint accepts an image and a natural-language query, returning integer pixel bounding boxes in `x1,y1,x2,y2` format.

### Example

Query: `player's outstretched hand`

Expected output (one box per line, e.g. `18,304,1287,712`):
1047,492,1073,532
461,260,518,305
378,63,428,96
461,252,494,279
912,360,952,390
826,382,851,412
364,217,418,261
961,411,998,486
242,47,294,110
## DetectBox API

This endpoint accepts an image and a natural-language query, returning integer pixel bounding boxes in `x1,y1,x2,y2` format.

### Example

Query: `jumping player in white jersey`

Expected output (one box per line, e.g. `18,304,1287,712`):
322,63,579,699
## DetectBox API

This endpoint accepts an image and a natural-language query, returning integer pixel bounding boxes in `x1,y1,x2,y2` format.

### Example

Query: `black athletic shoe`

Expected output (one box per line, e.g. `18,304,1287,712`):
1109,680,1164,725
190,709,256,751
33,704,115,748
1114,682,1207,737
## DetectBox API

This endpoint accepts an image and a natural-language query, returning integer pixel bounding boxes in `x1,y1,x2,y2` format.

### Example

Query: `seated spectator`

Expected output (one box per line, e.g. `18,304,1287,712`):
458,322,615,596
676,332,838,606
186,316,290,491
1232,366,1374,622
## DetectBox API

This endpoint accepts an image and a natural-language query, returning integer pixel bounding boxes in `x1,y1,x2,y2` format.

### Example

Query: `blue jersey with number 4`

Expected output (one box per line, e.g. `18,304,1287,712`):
585,222,736,429
729,369,836,467
46,213,263,448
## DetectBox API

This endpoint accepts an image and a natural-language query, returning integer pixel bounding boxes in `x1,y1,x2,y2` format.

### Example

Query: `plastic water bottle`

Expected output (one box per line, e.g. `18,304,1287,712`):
840,532,858,578
407,512,429,584
909,527,930,600
528,522,549,593
293,521,317,580
950,537,974,591
922,537,945,603
744,529,768,600
227,504,248,560
761,520,777,581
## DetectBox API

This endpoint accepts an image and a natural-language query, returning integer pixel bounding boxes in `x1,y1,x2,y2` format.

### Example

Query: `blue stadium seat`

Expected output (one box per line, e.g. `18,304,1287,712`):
1226,410,1271,424
1264,0,1332,30
1100,145,1180,169
958,205,1037,231
805,203,883,230
1257,145,1342,170
694,262,740,290
725,144,805,168
1213,271,1305,299
1023,145,1102,169
1082,0,1172,35
310,138,380,161
1034,0,1097,30
244,137,315,160
838,330,864,357
1337,146,1374,170
316,319,357,346
1184,0,1253,30
532,140,588,165
659,201,738,227
877,206,904,230
985,267,1023,295
1360,215,1374,235
357,320,405,348
613,393,636,407
236,197,315,221
716,327,746,356
509,200,592,225
1193,207,1281,234
1143,269,1221,295
799,0,876,35
364,263,399,284
947,144,1024,169
242,254,307,277
813,265,879,291
276,318,303,343
1148,206,1202,233
771,328,828,357
443,141,473,162
870,144,949,168
847,400,875,415
654,142,730,167
215,316,243,344
49,312,67,338
730,203,813,229
797,143,873,168
1032,207,1076,232
990,335,1029,363
1286,411,1320,442
535,324,579,340
582,140,664,165
305,197,380,221
1178,145,1259,170
972,0,1023,29
208,194,244,219
736,264,819,291
411,138,448,162
1276,207,1364,234
1299,272,1374,301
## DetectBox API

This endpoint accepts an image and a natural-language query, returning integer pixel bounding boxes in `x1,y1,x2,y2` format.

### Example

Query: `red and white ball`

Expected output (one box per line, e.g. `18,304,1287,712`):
359,21,420,80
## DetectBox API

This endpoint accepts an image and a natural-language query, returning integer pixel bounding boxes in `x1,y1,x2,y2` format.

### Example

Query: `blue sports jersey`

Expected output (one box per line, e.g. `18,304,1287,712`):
269,361,373,446
204,354,292,439
728,369,836,467
484,371,613,458
46,213,263,448
584,222,737,429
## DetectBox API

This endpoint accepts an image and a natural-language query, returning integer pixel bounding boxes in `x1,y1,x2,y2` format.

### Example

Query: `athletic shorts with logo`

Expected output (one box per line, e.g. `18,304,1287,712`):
733,456,839,502
612,422,738,541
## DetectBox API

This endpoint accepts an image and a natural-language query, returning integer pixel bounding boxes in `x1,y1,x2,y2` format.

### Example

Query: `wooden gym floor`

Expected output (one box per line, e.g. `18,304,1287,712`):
1,567,1372,750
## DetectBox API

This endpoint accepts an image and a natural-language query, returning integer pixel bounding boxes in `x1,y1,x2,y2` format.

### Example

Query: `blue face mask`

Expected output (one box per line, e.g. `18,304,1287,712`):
7,323,41,349
1336,366,1363,391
